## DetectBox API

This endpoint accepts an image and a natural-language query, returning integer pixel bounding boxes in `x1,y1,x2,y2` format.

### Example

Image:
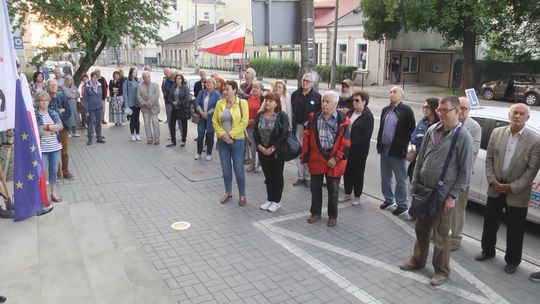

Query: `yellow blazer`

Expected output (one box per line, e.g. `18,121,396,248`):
212,96,249,140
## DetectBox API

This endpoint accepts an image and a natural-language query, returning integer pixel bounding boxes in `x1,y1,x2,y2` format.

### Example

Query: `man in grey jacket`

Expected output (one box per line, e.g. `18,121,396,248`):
399,95,473,286
450,97,481,251
138,71,161,145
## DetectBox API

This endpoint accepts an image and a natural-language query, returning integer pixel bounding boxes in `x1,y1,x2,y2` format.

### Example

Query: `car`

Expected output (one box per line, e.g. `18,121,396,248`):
468,106,540,224
480,73,540,106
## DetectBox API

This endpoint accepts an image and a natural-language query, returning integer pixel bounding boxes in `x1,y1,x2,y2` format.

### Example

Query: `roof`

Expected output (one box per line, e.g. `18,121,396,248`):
314,0,359,28
470,106,540,132
160,21,235,45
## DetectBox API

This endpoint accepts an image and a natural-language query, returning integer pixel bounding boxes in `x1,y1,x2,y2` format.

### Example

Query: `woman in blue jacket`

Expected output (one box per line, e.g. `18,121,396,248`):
195,77,221,160
122,68,141,141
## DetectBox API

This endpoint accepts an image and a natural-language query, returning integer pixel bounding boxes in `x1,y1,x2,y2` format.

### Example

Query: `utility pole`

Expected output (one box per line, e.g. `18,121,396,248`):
194,0,199,73
329,0,339,89
299,0,316,89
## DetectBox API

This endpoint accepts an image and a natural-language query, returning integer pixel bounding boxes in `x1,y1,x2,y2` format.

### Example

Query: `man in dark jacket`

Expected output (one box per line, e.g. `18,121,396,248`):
47,79,74,180
161,68,174,123
94,68,108,124
377,86,415,216
193,69,207,100
291,72,321,188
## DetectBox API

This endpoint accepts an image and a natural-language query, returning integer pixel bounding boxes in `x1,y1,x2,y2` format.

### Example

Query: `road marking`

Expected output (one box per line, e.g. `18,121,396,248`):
254,207,509,304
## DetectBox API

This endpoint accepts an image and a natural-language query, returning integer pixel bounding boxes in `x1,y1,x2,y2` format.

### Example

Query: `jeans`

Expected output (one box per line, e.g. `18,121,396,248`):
87,107,103,140
168,109,187,144
310,173,339,219
197,126,214,155
218,138,246,196
129,106,141,134
294,124,309,180
380,147,409,208
142,111,160,142
481,195,528,266
165,103,172,122
258,152,285,203
42,150,61,184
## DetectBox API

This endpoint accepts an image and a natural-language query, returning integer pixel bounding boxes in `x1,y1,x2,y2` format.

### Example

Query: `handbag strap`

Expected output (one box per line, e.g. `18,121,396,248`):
436,125,462,188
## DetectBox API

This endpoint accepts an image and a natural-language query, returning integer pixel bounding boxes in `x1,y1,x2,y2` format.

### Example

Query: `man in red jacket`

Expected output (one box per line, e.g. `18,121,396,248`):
302,91,350,227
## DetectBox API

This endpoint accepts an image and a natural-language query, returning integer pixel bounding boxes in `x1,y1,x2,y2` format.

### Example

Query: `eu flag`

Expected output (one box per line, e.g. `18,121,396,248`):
14,79,44,221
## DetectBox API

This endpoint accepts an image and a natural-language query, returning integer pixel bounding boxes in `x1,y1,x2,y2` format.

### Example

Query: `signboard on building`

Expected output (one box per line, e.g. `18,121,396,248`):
13,36,23,49
251,0,301,45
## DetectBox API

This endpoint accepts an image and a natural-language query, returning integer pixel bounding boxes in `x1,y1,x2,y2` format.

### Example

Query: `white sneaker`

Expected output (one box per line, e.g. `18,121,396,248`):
351,197,361,206
338,194,352,202
260,201,273,210
72,133,81,137
194,154,200,160
131,135,136,142
135,134,142,141
205,155,212,161
267,202,281,212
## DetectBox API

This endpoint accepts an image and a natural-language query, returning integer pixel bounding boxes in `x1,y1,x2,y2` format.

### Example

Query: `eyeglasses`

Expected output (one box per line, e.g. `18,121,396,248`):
352,98,362,102
37,99,48,102
436,107,456,114
302,79,313,83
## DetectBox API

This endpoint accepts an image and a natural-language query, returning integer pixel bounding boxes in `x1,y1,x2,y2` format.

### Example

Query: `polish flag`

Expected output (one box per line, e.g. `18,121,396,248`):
199,23,246,56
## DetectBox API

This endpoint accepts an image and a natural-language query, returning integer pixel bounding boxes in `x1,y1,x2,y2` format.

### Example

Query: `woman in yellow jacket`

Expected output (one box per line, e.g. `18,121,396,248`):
213,80,250,206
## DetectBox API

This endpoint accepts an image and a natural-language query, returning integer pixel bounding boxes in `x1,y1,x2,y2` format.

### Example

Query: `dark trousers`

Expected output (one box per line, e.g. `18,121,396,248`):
129,106,141,134
310,173,339,219
197,120,214,155
343,155,367,197
481,195,528,266
88,107,103,140
168,109,187,144
258,152,285,203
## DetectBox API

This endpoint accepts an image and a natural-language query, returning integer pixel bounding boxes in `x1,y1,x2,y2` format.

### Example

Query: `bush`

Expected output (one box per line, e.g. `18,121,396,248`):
316,65,357,83
249,57,299,79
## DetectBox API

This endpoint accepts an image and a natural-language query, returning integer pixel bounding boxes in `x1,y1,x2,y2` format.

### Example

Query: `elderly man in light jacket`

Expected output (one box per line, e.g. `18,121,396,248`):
137,71,161,145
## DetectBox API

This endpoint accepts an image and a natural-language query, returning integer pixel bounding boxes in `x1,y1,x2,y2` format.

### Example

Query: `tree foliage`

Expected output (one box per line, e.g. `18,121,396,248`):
9,0,175,85
360,0,515,89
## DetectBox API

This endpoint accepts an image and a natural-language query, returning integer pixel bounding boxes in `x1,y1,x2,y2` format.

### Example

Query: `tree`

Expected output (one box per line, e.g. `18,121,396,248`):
361,0,507,90
9,0,175,85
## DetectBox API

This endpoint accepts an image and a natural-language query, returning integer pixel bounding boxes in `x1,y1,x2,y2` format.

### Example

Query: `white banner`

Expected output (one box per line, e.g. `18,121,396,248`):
0,0,18,131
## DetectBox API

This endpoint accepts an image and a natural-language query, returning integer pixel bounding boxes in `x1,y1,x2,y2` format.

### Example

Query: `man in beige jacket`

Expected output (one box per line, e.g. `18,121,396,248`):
138,71,161,145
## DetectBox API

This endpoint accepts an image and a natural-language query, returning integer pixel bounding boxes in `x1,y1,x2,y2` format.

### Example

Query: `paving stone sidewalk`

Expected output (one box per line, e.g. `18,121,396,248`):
53,121,539,304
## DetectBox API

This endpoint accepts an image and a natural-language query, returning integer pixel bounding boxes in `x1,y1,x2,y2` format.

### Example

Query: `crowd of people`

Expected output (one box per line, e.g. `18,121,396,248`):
25,64,540,285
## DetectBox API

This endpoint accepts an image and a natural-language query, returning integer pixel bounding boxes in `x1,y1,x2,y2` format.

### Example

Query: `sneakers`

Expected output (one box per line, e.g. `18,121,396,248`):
72,133,81,137
351,197,361,206
195,154,201,160
205,155,212,161
380,201,396,210
529,271,540,282
135,134,142,141
430,274,448,286
392,206,408,216
267,202,281,212
292,179,305,187
260,201,273,210
338,194,352,202
131,135,136,142
247,164,255,172
97,137,106,144
254,165,262,173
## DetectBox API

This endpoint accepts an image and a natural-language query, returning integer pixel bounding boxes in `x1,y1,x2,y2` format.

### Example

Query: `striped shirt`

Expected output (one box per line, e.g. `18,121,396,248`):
40,113,63,153
382,105,398,145
317,111,338,150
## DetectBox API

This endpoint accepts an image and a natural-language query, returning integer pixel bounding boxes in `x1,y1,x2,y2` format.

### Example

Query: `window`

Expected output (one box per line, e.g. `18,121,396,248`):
402,55,418,73
204,12,209,20
356,43,367,70
338,44,347,65
471,117,489,150
253,51,260,58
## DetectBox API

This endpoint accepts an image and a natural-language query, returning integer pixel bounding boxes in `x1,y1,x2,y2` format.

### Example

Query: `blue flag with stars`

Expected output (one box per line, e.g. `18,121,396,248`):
14,79,44,221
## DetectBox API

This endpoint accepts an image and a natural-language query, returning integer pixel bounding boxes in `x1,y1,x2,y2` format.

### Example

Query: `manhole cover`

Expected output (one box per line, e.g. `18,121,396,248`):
171,221,191,231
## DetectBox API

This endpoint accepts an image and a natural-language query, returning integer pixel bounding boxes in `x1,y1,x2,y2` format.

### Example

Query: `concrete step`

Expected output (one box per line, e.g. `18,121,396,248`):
0,216,41,304
100,205,175,304
38,203,96,304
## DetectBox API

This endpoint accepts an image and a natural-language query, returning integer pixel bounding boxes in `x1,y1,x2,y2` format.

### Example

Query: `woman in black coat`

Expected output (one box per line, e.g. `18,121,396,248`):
340,90,374,205
253,92,290,212
166,73,191,147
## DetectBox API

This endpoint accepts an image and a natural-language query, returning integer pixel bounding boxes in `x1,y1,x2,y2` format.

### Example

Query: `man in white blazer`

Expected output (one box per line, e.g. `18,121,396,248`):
475,103,540,275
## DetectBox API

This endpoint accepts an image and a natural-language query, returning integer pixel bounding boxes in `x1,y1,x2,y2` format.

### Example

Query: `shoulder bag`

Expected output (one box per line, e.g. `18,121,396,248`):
409,126,462,220
276,113,301,161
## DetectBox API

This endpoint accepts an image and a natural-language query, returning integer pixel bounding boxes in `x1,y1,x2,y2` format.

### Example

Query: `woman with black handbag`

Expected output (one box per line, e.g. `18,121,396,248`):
166,73,191,147
253,93,290,212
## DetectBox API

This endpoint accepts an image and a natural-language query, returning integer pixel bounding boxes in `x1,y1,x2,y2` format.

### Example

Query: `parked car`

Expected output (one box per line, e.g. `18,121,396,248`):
480,73,540,106
468,106,540,224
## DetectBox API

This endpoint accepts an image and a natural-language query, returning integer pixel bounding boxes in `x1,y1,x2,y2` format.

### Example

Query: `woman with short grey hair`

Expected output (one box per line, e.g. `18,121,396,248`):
63,75,81,137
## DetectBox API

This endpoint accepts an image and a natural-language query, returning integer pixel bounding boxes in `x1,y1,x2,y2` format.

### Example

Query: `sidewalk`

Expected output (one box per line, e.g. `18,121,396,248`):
1,117,539,303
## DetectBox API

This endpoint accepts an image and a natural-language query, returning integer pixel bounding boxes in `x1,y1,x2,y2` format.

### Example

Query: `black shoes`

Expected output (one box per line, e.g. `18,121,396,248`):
37,205,54,216
505,264,518,274
166,143,176,147
380,201,396,210
392,206,408,216
474,252,495,261
97,137,106,143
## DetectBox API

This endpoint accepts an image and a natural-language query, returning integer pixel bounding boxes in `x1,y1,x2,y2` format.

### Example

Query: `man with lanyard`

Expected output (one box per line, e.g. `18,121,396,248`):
291,72,321,188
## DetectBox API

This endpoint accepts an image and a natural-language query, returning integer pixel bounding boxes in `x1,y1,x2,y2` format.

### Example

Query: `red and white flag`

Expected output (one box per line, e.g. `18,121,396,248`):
199,23,246,56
